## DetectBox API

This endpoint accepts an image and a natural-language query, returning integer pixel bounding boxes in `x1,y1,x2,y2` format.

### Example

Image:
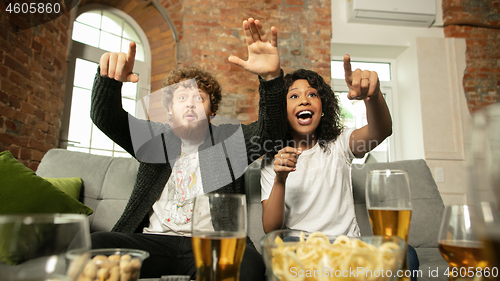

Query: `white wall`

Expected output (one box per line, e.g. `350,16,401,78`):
331,0,444,161
416,37,472,206
331,0,472,205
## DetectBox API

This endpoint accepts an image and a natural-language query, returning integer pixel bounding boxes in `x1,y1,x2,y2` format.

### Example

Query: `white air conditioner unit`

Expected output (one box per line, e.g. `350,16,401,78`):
347,0,436,27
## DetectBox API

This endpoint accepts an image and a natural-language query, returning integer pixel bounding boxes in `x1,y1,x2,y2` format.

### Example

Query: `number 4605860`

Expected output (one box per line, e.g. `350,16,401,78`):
5,2,61,14
444,267,498,278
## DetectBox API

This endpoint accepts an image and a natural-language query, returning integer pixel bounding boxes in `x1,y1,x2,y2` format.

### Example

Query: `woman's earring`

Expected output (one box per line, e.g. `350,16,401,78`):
321,113,324,117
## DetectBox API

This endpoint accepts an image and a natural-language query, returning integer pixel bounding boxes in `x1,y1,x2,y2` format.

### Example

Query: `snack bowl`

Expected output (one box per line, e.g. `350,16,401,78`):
67,248,149,281
260,230,406,281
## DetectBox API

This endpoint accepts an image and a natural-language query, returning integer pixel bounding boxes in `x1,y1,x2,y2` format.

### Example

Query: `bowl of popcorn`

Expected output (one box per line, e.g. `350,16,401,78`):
68,248,149,281
260,230,406,281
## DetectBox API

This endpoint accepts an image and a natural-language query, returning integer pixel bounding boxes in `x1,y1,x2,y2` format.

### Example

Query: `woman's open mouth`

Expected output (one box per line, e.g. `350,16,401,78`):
296,110,314,125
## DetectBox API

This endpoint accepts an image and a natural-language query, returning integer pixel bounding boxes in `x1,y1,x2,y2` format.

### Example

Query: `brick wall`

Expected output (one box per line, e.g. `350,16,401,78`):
1,0,331,169
442,0,500,113
169,0,331,123
0,2,71,170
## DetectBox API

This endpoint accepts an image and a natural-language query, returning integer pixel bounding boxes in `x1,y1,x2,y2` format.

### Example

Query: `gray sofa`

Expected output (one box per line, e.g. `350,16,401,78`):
37,148,449,280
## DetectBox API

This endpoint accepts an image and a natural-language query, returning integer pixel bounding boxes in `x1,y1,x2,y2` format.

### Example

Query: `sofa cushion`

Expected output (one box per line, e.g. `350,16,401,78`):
351,159,445,248
43,177,82,200
415,247,449,280
244,159,265,250
0,150,93,216
36,149,139,232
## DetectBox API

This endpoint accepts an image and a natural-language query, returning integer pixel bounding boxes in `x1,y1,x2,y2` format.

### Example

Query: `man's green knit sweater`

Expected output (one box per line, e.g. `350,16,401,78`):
90,71,287,235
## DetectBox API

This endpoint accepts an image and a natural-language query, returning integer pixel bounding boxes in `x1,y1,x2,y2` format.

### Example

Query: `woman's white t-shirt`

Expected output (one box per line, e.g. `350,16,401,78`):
260,128,360,237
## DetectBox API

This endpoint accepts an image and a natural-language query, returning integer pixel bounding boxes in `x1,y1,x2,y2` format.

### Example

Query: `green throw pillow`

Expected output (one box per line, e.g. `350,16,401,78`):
0,151,93,265
0,220,55,265
43,177,82,200
0,151,93,215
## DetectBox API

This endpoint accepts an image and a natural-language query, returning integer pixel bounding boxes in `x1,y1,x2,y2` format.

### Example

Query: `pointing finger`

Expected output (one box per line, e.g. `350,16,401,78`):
127,41,136,62
343,54,352,83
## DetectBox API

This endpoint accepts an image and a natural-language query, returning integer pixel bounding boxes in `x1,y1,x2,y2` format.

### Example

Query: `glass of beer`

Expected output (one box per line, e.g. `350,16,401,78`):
366,169,412,281
468,103,500,273
438,205,488,280
191,193,247,281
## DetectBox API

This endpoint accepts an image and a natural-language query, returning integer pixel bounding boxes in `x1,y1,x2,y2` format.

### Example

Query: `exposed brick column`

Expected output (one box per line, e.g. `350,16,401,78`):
0,3,71,170
442,0,500,113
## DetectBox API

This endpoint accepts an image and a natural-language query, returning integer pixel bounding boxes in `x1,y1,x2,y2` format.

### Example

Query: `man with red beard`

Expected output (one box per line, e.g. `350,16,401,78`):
164,73,217,143
89,18,285,280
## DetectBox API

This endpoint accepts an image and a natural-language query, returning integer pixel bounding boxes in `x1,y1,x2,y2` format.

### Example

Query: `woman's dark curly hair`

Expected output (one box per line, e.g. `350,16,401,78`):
162,66,222,114
283,69,344,151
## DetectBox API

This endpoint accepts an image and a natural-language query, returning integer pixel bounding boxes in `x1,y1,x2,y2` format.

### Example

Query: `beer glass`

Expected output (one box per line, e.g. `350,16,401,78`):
191,194,247,281
438,205,488,280
366,169,412,280
468,103,500,273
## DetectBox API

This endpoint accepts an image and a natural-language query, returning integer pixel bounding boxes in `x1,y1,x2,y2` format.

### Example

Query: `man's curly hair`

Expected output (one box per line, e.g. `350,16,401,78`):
162,66,222,114
283,69,344,151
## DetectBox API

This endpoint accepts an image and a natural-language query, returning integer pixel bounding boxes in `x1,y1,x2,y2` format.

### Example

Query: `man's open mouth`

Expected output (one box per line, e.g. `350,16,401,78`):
184,112,197,121
296,110,314,125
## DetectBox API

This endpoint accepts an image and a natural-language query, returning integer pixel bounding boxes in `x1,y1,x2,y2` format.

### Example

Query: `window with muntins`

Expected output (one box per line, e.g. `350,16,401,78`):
331,60,394,163
62,7,150,157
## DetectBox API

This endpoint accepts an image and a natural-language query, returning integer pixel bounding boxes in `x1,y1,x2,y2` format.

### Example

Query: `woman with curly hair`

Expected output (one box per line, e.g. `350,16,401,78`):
260,54,393,236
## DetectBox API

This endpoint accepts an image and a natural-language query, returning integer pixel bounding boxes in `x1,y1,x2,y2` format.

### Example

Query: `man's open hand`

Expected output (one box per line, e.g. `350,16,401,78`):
228,18,280,81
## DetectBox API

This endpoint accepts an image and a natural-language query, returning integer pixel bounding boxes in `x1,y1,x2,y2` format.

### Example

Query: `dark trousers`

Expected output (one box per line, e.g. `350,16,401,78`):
91,232,266,281
408,245,419,281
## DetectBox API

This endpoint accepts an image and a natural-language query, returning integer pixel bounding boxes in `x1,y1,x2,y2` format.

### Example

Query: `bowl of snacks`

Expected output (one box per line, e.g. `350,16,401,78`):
260,230,406,281
67,248,149,281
